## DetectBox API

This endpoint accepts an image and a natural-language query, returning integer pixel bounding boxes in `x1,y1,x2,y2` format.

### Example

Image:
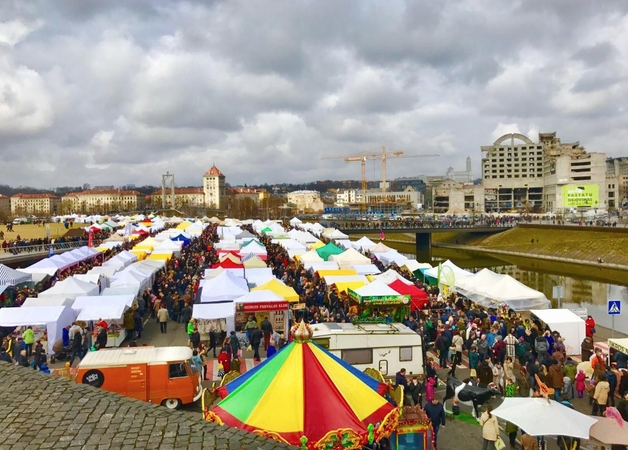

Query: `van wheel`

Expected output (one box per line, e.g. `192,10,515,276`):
162,398,181,410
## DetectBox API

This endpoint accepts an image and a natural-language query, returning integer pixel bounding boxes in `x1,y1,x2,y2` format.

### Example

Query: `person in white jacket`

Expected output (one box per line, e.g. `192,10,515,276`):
480,405,500,450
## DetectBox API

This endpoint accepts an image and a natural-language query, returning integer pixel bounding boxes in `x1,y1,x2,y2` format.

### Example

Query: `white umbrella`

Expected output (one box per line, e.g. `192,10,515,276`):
491,398,597,440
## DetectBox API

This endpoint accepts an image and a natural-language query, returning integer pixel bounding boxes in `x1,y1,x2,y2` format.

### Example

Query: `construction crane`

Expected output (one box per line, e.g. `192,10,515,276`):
322,147,439,207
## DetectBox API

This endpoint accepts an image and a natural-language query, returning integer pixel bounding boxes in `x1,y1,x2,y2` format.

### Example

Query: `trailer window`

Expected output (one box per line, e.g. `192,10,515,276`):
400,347,413,362
341,349,372,365
169,362,188,379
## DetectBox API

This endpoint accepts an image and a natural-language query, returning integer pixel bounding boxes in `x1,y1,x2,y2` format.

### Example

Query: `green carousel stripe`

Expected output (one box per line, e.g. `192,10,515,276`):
218,344,296,422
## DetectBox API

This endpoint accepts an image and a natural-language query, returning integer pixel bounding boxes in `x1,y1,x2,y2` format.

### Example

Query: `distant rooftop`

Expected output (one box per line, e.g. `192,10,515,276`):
11,193,58,199
204,165,224,177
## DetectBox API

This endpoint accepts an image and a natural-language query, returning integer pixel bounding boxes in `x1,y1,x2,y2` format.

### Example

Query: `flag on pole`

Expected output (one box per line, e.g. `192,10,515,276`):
379,228,385,240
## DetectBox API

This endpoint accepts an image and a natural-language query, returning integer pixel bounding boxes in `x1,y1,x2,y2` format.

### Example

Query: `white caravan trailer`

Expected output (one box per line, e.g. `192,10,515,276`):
310,322,423,377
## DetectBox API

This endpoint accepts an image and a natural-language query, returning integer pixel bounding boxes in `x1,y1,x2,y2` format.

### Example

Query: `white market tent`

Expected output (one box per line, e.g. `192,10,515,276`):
243,268,274,287
455,268,506,293
0,264,32,286
77,303,128,322
372,269,414,286
101,287,138,297
289,217,302,226
375,250,408,266
39,277,99,300
304,261,339,272
87,266,119,279
423,260,474,283
467,276,551,311
352,236,377,250
350,264,381,275
327,229,349,240
403,260,432,273
73,294,135,312
110,271,148,291
298,250,324,264
351,280,407,297
370,242,393,253
530,309,585,355
328,248,371,269
74,273,104,287
0,305,77,354
192,302,236,333
22,296,73,307
200,271,249,303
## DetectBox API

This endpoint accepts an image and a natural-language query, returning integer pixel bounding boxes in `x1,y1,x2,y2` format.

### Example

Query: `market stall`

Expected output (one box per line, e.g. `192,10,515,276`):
328,248,371,269
251,279,299,303
0,305,77,355
38,276,99,300
76,304,129,347
192,302,235,338
200,270,249,303
348,280,411,321
387,280,429,311
530,309,585,355
204,322,399,450
72,294,136,347
233,290,289,335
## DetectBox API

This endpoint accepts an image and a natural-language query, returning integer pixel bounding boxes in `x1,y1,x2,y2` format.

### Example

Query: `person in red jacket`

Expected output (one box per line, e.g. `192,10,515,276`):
217,347,231,373
585,315,596,338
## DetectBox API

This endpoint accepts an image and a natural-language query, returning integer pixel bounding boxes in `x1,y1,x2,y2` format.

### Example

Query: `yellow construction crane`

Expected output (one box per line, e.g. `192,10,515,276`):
322,146,439,206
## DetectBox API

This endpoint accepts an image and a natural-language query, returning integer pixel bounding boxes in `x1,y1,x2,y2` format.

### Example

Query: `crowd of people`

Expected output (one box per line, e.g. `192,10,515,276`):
2,217,628,449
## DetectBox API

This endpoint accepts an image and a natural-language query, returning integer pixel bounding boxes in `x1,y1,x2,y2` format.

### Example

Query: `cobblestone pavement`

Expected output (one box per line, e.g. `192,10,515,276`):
0,362,293,450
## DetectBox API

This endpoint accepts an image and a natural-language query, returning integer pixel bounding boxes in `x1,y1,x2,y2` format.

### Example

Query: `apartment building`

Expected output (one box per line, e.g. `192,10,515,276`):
63,189,145,213
11,193,61,216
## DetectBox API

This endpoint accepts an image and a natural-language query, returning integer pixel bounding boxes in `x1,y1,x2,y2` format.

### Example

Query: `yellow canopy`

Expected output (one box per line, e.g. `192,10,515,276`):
176,221,192,230
251,279,299,302
316,269,358,277
243,256,267,268
148,253,171,261
94,247,109,253
129,249,148,260
309,240,325,250
331,280,367,293
133,244,154,251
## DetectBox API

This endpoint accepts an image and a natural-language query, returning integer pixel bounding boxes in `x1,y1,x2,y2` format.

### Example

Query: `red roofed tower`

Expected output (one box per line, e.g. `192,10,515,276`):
203,164,226,209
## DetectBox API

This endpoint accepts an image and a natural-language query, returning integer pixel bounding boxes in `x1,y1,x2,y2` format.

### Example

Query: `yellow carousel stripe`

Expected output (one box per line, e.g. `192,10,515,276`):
245,343,305,432
309,344,388,421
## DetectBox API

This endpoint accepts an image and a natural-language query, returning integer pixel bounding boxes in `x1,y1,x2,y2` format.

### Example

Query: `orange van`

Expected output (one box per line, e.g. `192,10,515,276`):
76,346,202,409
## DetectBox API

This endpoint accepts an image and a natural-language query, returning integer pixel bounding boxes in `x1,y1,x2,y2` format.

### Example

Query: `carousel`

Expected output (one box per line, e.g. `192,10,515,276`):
203,321,401,449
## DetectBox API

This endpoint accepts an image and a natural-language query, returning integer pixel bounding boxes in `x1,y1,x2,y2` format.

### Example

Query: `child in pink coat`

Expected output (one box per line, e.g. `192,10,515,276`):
425,376,436,403
575,369,587,398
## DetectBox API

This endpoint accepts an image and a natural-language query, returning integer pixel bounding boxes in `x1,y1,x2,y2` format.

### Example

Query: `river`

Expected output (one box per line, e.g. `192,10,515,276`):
400,247,628,335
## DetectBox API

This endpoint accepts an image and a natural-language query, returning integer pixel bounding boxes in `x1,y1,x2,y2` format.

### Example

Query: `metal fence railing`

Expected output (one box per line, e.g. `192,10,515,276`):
0,240,89,256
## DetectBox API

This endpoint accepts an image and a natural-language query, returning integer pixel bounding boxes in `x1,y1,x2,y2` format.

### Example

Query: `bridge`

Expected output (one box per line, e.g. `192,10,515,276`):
320,221,513,261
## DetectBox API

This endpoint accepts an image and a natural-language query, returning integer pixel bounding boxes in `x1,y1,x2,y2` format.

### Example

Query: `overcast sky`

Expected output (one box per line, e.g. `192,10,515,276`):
1,1,627,189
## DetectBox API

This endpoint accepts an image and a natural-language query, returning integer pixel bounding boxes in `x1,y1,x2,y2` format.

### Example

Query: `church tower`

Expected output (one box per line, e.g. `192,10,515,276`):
203,165,226,209
466,156,472,173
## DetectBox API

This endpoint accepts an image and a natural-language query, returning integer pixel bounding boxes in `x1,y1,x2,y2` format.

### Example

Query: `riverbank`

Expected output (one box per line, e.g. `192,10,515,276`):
470,224,628,265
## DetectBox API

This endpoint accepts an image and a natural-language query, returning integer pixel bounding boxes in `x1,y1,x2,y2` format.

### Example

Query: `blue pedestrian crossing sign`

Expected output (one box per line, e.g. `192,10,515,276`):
608,300,621,315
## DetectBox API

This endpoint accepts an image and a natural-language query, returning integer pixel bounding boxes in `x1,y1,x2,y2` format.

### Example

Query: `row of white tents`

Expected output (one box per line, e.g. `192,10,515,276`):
423,260,551,311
